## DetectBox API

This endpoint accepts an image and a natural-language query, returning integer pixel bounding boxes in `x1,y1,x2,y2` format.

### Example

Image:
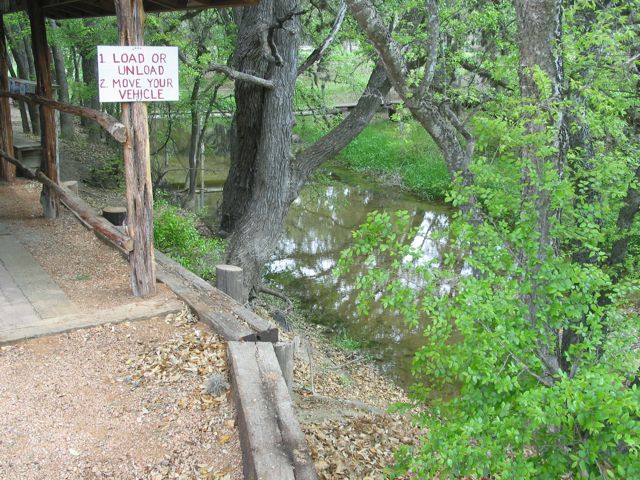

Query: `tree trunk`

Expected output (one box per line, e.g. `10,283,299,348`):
185,75,202,208
6,22,36,134
27,0,59,219
21,28,40,135
80,20,100,140
514,0,567,377
49,20,74,139
223,0,300,298
115,0,156,298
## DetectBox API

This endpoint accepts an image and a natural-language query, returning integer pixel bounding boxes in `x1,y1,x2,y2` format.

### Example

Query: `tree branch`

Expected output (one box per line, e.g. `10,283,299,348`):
205,63,275,89
297,0,347,77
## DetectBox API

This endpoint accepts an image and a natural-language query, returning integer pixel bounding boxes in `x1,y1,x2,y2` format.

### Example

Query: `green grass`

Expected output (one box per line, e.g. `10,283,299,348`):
153,198,226,281
296,119,451,201
333,330,363,351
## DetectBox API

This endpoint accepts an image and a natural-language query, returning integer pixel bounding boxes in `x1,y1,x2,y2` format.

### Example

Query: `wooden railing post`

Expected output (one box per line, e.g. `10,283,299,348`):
0,14,16,182
26,0,59,218
115,0,156,297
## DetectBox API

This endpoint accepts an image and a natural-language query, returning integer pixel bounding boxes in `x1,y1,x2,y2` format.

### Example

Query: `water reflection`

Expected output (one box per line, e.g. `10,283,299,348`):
267,169,451,387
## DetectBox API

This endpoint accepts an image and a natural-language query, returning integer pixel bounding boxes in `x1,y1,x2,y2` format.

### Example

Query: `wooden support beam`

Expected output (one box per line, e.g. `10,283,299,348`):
27,0,59,219
0,15,16,182
0,148,134,253
0,92,128,143
115,0,156,297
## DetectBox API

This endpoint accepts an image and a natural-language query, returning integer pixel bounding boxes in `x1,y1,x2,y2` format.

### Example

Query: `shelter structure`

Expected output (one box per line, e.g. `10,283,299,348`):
0,0,256,297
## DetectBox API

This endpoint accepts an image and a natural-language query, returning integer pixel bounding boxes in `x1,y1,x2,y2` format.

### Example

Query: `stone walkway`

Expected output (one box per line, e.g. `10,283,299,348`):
0,225,182,344
0,230,79,342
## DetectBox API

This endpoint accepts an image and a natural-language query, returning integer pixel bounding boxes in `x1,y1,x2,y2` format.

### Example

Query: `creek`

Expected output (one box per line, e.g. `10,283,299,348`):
199,167,451,388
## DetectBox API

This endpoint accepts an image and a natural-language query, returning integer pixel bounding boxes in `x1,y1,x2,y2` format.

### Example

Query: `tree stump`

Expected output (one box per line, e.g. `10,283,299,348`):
102,206,127,226
274,341,295,396
216,264,243,302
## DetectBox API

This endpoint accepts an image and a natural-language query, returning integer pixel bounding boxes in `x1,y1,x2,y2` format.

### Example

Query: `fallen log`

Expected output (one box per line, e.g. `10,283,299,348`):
0,91,128,143
0,149,133,253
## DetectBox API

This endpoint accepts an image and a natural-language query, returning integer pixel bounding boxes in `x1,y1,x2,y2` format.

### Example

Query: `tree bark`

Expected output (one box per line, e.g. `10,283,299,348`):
27,0,59,219
21,26,40,135
223,0,300,298
49,20,75,139
116,0,156,297
6,22,35,134
221,4,398,297
80,19,100,139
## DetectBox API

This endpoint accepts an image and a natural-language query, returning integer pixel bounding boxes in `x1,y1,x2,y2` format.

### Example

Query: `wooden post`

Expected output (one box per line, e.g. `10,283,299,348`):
216,264,244,303
0,14,16,182
26,0,59,218
115,0,156,297
274,341,295,396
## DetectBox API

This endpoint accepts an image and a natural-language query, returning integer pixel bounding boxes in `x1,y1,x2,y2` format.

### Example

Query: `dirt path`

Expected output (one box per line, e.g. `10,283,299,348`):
0,180,241,479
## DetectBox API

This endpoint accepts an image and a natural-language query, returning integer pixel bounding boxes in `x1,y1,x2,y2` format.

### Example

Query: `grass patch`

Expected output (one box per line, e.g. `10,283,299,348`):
154,198,225,281
333,330,363,351
338,121,450,200
295,118,451,201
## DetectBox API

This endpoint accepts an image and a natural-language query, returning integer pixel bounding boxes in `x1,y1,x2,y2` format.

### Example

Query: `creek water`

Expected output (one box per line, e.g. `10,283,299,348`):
202,167,451,388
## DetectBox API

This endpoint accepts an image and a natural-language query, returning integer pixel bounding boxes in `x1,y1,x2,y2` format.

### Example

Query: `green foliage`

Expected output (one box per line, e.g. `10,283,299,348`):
153,198,225,281
333,329,363,351
337,1,640,477
337,121,450,200
86,156,124,189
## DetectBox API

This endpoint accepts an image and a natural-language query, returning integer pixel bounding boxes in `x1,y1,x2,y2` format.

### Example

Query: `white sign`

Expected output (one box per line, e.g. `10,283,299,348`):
97,46,179,103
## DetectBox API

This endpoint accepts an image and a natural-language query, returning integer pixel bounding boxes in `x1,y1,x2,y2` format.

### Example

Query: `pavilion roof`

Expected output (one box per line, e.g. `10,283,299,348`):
0,0,256,19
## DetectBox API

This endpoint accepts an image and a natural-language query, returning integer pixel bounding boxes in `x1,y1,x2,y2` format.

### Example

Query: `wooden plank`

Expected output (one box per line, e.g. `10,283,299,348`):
0,295,183,344
228,342,318,480
0,235,76,319
156,265,252,341
115,0,156,297
0,14,16,182
27,0,59,218
156,251,279,341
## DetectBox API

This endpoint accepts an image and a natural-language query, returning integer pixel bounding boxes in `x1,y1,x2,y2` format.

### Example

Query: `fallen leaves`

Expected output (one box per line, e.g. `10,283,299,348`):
303,414,419,480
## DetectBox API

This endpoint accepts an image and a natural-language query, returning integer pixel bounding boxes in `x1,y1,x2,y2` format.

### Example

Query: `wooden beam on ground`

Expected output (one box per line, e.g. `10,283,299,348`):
115,0,156,297
0,15,16,182
155,254,254,341
228,342,318,480
0,149,134,253
0,92,128,143
26,0,59,218
156,251,279,342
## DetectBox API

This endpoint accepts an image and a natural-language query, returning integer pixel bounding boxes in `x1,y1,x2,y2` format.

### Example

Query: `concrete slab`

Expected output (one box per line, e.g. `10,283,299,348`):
0,235,76,319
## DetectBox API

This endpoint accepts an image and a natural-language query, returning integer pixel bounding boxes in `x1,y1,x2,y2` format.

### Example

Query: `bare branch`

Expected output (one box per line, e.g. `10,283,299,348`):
0,91,128,143
416,0,439,98
297,0,347,77
206,63,275,89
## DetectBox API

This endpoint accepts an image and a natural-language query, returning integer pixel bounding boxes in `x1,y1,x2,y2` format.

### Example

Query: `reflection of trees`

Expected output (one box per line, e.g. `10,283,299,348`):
270,179,451,383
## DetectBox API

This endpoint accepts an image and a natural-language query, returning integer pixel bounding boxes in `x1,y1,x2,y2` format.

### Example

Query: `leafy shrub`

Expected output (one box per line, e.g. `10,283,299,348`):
154,198,225,280
86,156,124,189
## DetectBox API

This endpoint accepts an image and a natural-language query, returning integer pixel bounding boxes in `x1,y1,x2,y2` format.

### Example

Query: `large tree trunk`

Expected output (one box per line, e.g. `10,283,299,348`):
49,20,74,139
223,0,300,297
221,3,398,297
185,76,202,209
514,0,567,377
